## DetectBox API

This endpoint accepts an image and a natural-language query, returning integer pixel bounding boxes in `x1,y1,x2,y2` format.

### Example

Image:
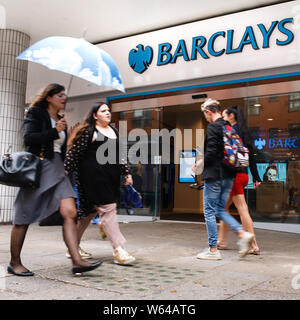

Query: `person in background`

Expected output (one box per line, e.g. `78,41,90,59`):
263,163,278,182
192,98,254,260
91,215,107,240
65,102,136,265
122,165,143,215
8,83,102,276
217,105,261,255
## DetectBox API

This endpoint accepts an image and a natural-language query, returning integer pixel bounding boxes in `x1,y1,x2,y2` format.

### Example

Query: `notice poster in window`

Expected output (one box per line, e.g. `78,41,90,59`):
179,150,196,183
246,162,287,189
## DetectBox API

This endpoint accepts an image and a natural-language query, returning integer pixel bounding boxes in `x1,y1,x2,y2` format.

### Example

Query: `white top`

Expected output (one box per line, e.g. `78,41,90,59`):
50,118,66,153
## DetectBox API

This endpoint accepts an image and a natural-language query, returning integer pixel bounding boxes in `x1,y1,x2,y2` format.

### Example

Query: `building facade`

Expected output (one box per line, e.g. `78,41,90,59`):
1,1,299,231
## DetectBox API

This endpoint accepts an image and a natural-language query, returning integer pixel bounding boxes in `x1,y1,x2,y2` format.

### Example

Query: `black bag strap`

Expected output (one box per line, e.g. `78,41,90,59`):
5,144,12,154
4,145,12,156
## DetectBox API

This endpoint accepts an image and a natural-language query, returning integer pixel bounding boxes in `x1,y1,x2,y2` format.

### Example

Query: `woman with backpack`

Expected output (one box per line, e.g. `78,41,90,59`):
217,105,261,255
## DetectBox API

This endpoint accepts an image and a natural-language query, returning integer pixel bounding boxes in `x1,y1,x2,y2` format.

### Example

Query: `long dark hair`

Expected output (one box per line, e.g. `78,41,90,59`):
225,105,251,146
67,102,108,151
29,83,65,109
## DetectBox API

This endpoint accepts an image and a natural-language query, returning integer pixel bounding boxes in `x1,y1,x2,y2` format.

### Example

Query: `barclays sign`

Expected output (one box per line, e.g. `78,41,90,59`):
129,45,153,73
254,137,299,150
128,18,294,73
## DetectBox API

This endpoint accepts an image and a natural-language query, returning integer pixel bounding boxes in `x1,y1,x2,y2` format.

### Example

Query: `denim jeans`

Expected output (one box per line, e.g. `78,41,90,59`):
203,178,243,248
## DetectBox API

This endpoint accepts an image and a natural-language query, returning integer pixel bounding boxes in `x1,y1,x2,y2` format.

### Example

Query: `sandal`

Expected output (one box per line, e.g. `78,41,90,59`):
217,241,228,250
248,247,260,255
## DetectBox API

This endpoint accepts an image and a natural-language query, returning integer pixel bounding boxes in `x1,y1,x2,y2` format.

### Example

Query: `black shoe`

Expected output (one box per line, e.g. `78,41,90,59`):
72,259,103,275
7,265,34,277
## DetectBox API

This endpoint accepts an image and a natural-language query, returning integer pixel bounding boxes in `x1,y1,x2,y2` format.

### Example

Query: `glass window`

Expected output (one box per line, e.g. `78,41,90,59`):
118,109,153,127
289,92,300,112
243,93,300,224
133,110,144,118
289,123,300,136
268,95,279,103
226,93,300,225
247,97,260,116
119,112,125,120
115,108,162,219
269,128,280,138
131,109,153,127
248,127,260,139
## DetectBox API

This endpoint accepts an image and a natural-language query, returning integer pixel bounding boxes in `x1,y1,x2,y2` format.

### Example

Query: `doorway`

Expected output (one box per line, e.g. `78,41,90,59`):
159,103,206,222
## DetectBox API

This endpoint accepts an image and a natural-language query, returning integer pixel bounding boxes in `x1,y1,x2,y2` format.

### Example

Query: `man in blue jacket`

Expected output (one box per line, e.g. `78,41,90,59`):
192,98,254,260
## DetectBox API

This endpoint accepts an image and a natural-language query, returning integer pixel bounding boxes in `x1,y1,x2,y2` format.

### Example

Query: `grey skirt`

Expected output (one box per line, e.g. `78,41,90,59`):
13,153,76,225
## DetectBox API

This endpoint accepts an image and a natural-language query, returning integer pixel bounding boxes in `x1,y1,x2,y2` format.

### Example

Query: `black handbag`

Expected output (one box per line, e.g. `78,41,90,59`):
0,145,42,188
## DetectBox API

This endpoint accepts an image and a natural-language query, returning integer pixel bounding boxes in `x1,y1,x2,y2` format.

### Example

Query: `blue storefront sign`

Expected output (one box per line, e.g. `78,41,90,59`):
128,18,294,73
254,137,299,150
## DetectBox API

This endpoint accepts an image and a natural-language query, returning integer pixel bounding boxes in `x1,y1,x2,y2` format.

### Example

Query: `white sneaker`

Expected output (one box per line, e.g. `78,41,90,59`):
196,248,222,260
237,232,254,257
113,246,136,265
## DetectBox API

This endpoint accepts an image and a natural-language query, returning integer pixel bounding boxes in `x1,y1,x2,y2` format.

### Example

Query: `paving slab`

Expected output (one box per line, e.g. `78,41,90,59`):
0,221,299,301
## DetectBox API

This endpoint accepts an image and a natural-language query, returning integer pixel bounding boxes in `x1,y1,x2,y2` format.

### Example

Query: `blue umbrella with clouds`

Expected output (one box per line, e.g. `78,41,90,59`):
17,36,125,93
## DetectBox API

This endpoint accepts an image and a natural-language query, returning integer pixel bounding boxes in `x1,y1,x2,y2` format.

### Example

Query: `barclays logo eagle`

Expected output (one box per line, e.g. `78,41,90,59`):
128,44,153,73
254,138,266,150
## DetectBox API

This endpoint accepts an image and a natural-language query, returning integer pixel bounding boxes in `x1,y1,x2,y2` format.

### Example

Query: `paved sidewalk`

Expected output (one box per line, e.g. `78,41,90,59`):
0,220,300,300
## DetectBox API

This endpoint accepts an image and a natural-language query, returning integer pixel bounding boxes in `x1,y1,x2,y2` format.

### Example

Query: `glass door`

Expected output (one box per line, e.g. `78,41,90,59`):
112,107,162,220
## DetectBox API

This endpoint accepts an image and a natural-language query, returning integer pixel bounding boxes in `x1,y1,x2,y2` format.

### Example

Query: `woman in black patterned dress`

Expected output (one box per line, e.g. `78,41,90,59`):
65,102,136,265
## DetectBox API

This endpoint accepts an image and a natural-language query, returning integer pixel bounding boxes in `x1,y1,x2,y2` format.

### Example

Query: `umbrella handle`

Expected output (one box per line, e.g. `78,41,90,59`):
66,75,73,96
64,29,86,110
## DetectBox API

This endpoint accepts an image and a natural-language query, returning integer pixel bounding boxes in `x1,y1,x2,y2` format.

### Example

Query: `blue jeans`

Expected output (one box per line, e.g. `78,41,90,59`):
203,178,243,248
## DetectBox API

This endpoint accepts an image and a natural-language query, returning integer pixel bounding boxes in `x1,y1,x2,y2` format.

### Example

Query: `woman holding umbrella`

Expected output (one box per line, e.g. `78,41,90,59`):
8,83,102,276
64,102,136,265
